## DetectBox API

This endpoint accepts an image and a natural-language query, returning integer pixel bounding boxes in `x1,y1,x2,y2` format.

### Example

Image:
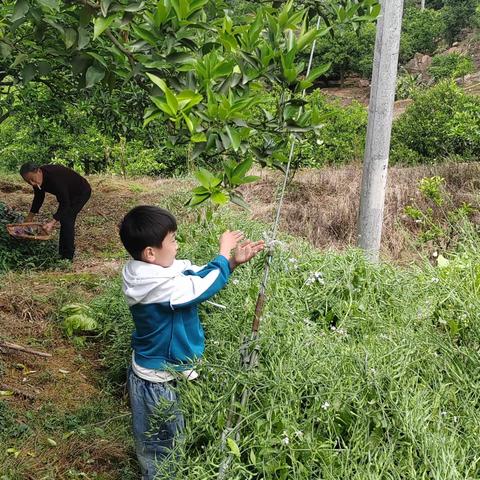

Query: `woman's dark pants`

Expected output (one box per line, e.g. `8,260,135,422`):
59,188,91,260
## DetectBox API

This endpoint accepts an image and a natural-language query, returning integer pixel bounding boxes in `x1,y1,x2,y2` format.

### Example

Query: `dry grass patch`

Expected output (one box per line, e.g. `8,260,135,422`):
241,162,480,262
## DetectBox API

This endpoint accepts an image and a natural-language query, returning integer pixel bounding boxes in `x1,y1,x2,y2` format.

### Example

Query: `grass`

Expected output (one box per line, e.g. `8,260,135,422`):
0,396,137,479
91,202,480,479
1,174,479,478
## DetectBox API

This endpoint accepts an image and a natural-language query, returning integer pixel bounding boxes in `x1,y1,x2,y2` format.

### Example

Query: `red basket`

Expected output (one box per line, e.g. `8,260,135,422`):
6,222,52,241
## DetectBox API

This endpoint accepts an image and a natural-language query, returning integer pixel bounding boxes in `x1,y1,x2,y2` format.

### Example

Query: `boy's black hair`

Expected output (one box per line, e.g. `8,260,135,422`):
19,162,40,177
119,205,177,260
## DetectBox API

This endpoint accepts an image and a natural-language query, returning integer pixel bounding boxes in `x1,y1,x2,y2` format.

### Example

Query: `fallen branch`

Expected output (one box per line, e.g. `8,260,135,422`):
0,341,52,357
0,383,37,400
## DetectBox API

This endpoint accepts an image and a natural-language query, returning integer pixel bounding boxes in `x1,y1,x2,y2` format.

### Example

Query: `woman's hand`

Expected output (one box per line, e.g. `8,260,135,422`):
42,220,58,234
230,240,265,269
24,213,35,223
219,230,244,258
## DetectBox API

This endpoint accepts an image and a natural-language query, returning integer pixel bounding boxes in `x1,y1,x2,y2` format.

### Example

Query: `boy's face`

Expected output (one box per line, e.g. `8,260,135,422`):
141,231,178,267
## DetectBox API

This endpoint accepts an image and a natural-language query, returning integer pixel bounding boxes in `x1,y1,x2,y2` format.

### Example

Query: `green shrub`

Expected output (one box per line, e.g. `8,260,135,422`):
391,81,480,163
313,23,376,81
0,118,49,173
0,83,190,177
400,7,445,63
299,91,368,167
396,72,423,100
443,0,478,43
428,53,475,81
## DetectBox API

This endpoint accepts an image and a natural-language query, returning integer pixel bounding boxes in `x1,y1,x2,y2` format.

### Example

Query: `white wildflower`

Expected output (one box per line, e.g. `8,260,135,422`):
441,411,447,416
330,326,347,336
281,431,290,445
294,430,304,439
321,401,330,410
431,277,440,284
262,232,286,250
305,271,325,286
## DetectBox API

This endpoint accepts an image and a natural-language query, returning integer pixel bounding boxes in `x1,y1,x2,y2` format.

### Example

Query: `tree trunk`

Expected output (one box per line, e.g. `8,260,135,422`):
421,0,425,10
357,0,404,262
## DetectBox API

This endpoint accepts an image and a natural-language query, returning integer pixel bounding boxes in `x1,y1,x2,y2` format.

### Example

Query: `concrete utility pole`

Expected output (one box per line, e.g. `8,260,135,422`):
357,0,404,262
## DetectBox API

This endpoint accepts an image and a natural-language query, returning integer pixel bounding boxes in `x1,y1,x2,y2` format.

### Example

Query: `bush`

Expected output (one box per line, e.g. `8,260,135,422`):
313,23,376,82
391,81,480,163
299,91,368,167
396,72,423,100
428,52,475,81
0,83,189,177
0,118,50,173
443,0,478,43
400,7,445,63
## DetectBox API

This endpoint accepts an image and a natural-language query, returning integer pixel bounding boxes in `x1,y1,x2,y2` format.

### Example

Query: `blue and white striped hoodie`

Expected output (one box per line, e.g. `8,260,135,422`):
122,255,231,371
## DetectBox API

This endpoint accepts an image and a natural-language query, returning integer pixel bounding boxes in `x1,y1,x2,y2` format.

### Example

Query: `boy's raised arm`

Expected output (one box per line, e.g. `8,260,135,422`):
170,255,231,308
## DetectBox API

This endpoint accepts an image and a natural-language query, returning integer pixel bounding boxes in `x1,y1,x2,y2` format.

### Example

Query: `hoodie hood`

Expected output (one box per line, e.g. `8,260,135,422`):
122,259,190,306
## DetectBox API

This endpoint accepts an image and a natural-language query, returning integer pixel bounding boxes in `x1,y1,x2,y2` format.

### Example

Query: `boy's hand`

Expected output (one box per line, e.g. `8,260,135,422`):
219,230,244,258
230,240,265,269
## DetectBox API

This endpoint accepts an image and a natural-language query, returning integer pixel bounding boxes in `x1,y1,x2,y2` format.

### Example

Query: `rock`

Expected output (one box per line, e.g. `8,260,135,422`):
358,79,370,88
446,45,467,55
456,70,480,86
404,53,432,76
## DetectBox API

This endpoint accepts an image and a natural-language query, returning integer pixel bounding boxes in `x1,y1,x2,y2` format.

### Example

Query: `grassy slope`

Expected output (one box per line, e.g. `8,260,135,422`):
0,171,479,479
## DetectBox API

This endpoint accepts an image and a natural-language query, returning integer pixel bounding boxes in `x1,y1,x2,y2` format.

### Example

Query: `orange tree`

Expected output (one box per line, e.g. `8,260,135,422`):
1,0,379,206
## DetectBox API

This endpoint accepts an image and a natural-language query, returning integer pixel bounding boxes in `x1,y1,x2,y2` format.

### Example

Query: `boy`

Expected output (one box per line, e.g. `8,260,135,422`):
119,205,264,479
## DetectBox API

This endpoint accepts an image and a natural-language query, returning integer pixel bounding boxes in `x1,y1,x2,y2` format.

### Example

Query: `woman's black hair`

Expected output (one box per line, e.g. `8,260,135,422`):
19,162,40,177
119,205,177,260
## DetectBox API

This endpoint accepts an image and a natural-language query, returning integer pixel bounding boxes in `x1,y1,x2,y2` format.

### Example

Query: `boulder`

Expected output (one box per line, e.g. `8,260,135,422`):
404,53,433,82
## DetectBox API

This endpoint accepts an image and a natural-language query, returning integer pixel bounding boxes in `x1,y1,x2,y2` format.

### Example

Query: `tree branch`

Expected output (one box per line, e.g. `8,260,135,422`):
0,110,12,125
106,30,136,69
0,383,38,399
0,341,52,357
75,0,100,10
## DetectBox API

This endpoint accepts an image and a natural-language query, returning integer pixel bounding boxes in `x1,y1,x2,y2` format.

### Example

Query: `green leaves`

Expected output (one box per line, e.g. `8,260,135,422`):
12,0,29,22
93,15,116,39
227,438,241,458
77,27,90,50
187,158,257,208
36,0,60,12
85,65,105,88
195,167,221,189
64,28,77,49
21,63,35,84
60,303,98,337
